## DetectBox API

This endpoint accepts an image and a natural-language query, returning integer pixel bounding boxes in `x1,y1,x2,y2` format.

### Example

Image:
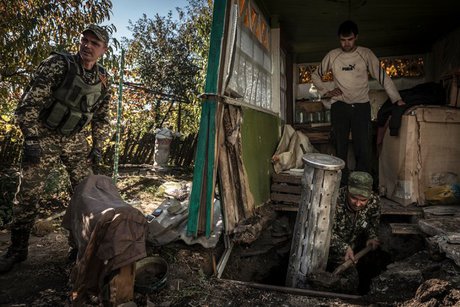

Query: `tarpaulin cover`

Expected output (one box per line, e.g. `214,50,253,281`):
62,174,147,296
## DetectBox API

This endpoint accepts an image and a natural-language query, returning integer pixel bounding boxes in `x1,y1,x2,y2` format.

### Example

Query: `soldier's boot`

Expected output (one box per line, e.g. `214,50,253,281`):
0,229,30,274
67,233,78,263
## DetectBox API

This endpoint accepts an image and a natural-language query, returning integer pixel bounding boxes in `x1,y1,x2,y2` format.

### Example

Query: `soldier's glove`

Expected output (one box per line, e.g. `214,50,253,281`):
23,138,42,164
87,147,102,164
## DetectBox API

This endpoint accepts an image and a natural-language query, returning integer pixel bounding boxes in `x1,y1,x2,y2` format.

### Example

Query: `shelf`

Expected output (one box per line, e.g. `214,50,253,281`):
296,100,324,113
292,123,331,130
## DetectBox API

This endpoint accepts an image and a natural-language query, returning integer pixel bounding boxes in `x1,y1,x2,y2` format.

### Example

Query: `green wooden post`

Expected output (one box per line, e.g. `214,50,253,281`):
187,0,227,237
113,49,124,183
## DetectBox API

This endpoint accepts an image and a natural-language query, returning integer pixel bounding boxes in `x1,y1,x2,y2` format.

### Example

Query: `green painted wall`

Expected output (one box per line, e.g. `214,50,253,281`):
241,107,281,207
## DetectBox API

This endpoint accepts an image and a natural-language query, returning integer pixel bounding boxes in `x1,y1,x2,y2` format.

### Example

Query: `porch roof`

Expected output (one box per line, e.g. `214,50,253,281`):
254,0,460,63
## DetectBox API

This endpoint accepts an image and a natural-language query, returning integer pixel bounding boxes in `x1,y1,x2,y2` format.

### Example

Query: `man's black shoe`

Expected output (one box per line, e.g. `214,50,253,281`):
0,249,27,274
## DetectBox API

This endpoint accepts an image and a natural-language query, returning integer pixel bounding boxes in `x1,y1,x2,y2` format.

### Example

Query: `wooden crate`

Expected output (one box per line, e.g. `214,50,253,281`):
296,100,324,113
271,172,302,210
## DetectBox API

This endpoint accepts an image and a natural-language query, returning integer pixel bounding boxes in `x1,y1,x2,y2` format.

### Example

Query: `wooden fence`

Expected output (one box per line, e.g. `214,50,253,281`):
0,131,198,169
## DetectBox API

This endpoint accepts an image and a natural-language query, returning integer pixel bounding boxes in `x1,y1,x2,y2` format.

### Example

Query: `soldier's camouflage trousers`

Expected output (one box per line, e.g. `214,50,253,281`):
10,131,92,251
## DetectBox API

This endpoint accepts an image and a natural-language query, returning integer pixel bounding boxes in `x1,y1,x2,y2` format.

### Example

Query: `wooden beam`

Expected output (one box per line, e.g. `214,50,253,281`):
389,223,420,235
380,197,423,216
272,173,302,184
271,204,299,212
271,183,302,194
271,193,301,204
418,217,460,237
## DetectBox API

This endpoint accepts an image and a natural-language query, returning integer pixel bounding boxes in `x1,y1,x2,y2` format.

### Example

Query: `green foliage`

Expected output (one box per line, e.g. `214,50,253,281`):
120,0,213,135
0,0,212,169
0,0,118,205
0,0,118,125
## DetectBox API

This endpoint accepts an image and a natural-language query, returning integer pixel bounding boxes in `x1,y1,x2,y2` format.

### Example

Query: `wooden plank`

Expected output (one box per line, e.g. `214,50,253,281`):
272,204,299,212
447,233,460,244
109,263,135,305
271,193,301,204
271,183,302,194
380,197,423,216
231,106,255,219
203,101,223,235
389,223,421,235
304,131,330,144
187,106,209,236
422,205,460,218
218,105,245,233
418,217,460,237
218,108,238,233
272,173,302,184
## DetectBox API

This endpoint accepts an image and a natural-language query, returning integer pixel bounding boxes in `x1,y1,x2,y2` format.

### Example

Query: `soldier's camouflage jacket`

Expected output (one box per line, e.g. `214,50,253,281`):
329,187,380,263
15,53,112,149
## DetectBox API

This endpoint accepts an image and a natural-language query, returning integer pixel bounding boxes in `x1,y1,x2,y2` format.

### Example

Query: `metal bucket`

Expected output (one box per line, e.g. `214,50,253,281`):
135,256,169,293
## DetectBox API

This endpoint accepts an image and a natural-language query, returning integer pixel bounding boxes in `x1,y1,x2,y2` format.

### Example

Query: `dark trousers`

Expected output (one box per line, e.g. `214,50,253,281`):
331,101,371,185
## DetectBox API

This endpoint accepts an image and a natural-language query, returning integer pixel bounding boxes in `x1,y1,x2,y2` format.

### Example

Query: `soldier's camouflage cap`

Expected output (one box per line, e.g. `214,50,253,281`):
348,171,373,198
82,25,109,44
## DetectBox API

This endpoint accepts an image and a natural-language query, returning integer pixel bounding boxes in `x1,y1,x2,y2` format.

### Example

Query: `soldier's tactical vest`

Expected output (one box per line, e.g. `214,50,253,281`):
40,52,106,136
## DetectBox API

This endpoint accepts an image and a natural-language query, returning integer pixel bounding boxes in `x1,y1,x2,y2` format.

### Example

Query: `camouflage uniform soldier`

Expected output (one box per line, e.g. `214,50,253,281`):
0,25,112,273
328,171,380,292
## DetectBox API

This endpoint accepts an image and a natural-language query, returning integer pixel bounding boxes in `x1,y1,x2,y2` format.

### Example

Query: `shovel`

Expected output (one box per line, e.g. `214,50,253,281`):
306,245,373,290
332,245,373,275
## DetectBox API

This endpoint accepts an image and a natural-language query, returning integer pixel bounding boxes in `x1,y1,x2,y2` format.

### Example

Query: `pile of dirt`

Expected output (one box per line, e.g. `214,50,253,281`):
398,279,460,306
367,250,460,304
0,230,71,305
0,229,350,306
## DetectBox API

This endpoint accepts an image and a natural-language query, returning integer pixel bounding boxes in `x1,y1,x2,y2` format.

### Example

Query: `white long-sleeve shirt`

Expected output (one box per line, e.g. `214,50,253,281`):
311,46,401,104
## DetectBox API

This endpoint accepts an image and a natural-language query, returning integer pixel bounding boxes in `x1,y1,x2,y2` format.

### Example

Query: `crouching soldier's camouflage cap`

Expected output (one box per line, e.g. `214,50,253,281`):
82,24,109,44
348,171,373,198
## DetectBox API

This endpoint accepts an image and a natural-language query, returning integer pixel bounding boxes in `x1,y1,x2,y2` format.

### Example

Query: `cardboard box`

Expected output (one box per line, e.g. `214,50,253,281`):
379,106,460,206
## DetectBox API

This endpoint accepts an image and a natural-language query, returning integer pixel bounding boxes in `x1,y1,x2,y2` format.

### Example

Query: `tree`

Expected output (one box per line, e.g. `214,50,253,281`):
121,0,213,134
0,0,117,134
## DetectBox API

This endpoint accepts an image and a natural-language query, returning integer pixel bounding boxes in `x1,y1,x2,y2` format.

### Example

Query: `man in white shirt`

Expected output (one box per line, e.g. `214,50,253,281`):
312,20,404,185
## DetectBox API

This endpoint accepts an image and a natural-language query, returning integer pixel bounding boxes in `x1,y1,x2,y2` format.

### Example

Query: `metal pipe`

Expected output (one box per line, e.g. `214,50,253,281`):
113,49,124,183
216,279,363,302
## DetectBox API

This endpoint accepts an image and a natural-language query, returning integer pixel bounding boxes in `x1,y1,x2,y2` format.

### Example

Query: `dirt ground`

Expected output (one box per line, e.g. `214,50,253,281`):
0,226,356,307
0,169,458,306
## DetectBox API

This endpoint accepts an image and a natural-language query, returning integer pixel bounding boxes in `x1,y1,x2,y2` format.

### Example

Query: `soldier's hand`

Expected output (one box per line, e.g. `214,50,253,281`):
345,247,355,263
366,238,380,250
23,138,42,164
87,147,102,164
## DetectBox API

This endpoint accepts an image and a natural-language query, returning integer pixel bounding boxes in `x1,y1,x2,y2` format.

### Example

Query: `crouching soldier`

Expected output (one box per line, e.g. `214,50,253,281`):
328,171,381,293
0,25,112,273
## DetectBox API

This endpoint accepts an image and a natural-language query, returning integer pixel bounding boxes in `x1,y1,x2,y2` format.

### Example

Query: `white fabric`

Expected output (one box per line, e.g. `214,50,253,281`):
272,125,317,174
